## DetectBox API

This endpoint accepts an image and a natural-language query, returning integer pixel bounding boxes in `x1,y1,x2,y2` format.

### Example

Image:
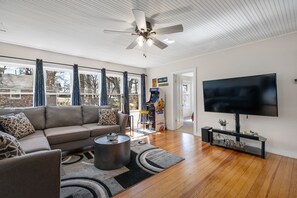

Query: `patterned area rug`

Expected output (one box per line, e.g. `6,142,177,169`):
60,140,184,198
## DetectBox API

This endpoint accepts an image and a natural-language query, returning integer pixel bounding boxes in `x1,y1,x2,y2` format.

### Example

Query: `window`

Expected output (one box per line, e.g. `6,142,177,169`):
80,72,100,105
45,69,71,106
0,63,34,108
106,74,122,108
128,77,140,111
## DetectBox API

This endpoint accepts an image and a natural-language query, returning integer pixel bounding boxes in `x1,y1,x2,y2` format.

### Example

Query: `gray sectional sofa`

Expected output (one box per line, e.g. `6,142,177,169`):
0,105,128,152
0,105,128,198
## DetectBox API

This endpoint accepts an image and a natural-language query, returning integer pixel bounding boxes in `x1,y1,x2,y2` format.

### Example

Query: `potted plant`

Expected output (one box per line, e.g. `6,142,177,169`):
218,119,228,130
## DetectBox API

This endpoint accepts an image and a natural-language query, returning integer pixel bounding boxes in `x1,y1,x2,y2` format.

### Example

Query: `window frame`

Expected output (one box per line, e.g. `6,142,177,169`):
128,75,141,112
0,61,35,107
44,66,73,106
106,72,123,109
79,70,101,106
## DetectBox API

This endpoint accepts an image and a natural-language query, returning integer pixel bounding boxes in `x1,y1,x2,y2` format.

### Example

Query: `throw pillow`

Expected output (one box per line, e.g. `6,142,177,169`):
0,112,35,139
98,109,118,125
0,131,25,160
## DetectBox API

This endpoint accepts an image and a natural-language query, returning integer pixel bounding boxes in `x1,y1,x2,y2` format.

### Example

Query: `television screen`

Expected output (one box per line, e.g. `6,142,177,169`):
203,73,278,116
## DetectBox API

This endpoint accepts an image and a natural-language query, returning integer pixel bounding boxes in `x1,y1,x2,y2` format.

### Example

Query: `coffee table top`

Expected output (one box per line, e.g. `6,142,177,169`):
94,134,130,145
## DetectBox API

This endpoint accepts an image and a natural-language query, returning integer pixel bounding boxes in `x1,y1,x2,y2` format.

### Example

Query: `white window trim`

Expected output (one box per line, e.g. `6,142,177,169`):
128,76,141,111
44,67,73,106
0,61,35,106
79,71,101,105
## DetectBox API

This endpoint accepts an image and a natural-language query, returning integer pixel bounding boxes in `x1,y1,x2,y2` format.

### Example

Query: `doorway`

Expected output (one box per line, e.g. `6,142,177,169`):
173,69,197,135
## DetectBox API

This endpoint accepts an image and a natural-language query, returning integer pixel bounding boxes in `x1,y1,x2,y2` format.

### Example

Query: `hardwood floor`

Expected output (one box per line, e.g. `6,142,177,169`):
115,131,297,198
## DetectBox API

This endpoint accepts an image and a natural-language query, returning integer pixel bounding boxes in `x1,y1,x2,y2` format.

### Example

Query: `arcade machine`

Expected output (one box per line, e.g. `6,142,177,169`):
137,88,166,134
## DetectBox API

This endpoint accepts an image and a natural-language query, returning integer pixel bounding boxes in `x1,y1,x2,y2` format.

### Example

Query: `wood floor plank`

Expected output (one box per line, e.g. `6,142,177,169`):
289,159,297,198
246,154,282,198
199,154,256,198
267,156,288,197
115,131,297,198
278,157,294,197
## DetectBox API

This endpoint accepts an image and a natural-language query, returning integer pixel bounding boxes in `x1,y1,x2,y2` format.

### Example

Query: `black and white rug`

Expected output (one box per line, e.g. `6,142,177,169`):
60,140,184,198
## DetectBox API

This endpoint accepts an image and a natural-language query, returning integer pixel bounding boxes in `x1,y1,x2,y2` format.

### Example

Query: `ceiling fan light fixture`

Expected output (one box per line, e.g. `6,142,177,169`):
147,38,153,47
137,36,144,46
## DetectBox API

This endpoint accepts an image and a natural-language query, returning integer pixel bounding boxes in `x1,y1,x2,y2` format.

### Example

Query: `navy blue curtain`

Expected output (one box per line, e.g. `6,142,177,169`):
100,68,108,106
34,59,45,106
123,71,130,115
72,64,81,105
141,74,146,109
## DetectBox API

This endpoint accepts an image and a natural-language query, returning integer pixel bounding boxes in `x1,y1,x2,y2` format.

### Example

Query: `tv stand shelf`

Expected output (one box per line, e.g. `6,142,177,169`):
210,128,267,158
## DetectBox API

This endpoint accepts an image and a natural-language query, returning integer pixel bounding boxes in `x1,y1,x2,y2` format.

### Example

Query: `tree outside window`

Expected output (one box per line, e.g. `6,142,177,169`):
0,64,34,108
106,75,121,108
80,73,100,105
46,69,71,106
128,77,140,110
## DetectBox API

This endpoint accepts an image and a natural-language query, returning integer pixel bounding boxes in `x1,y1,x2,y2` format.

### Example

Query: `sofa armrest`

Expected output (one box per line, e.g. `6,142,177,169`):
0,149,61,198
118,112,128,134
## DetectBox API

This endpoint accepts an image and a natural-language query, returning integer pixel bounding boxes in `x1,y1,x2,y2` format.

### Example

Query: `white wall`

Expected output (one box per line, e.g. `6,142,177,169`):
147,32,297,159
0,42,146,74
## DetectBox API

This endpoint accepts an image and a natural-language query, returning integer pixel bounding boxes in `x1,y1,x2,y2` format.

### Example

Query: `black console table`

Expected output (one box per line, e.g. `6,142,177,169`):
209,128,267,159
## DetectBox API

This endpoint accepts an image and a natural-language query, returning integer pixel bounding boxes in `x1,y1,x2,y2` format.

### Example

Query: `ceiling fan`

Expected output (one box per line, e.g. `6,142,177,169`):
104,9,183,51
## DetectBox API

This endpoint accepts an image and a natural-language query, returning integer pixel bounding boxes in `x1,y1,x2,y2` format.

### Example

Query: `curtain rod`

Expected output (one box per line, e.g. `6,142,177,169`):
0,55,147,76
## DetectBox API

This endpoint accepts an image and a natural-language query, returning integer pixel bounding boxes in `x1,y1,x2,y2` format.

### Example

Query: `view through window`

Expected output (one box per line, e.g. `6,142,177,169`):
46,69,71,106
80,72,100,105
0,63,34,108
106,74,121,108
0,63,142,111
128,77,140,111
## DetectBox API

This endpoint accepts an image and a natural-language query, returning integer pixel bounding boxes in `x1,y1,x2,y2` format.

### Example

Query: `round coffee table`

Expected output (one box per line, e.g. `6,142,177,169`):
94,134,130,170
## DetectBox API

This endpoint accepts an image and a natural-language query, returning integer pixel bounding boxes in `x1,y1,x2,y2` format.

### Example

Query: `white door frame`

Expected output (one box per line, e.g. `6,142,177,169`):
172,67,197,134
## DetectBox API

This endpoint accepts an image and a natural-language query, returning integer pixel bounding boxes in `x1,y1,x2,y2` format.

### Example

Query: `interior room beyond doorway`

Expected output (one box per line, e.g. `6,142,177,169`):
176,72,194,135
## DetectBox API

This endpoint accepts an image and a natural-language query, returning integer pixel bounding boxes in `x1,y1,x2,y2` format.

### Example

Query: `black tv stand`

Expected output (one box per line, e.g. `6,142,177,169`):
209,128,267,158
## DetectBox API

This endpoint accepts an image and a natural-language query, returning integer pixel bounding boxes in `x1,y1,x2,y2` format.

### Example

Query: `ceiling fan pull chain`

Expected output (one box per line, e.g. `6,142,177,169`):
143,42,147,58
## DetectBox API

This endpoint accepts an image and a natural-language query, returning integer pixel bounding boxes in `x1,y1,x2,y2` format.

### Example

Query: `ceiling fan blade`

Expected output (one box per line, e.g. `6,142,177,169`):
104,30,136,35
132,9,147,32
152,38,168,49
155,24,183,35
126,39,138,49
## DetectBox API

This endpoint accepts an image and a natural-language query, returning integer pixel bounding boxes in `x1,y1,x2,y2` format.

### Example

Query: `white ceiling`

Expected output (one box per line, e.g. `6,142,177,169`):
0,0,297,68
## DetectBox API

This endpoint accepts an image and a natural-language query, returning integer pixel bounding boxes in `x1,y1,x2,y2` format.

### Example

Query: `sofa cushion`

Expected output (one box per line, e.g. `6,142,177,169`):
45,106,83,128
0,112,35,139
0,131,25,160
82,123,120,137
44,126,90,145
82,105,99,124
19,130,50,153
0,107,45,130
82,105,111,124
98,109,118,125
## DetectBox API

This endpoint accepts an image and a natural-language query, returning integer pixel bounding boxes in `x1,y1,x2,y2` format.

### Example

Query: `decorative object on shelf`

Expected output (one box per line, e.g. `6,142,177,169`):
218,119,228,130
210,128,267,158
214,132,225,141
243,130,259,136
225,139,245,150
106,133,118,142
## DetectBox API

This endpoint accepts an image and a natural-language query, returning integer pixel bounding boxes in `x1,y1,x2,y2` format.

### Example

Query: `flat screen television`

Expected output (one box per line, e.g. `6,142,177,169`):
203,73,278,117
